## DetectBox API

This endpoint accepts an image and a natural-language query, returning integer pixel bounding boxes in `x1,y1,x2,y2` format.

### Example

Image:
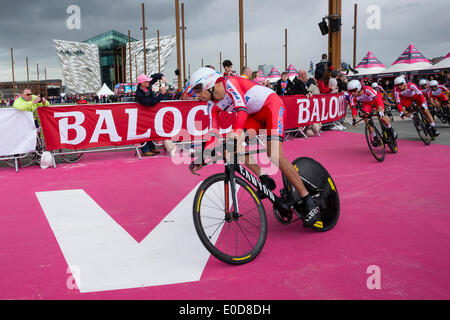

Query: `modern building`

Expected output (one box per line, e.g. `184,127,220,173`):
54,30,176,95
0,79,63,99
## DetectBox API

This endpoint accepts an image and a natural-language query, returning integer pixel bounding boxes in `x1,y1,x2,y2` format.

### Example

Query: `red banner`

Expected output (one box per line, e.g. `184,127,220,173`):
38,93,347,151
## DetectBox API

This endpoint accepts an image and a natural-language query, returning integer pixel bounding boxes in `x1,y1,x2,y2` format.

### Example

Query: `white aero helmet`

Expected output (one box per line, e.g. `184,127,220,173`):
429,80,439,87
347,79,362,92
371,82,379,89
190,67,224,92
394,76,407,86
419,79,429,87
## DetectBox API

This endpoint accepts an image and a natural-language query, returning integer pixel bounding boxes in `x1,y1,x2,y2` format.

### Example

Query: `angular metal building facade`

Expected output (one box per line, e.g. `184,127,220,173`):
125,35,176,83
53,40,102,95
54,31,176,95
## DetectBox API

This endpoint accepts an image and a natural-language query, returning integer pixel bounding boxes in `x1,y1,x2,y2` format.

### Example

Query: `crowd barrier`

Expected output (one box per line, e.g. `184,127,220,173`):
1,93,348,171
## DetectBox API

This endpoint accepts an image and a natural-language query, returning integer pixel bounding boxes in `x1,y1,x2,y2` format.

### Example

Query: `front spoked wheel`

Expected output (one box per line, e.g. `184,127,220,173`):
381,125,398,154
365,123,385,162
413,114,431,145
290,157,340,232
193,173,267,265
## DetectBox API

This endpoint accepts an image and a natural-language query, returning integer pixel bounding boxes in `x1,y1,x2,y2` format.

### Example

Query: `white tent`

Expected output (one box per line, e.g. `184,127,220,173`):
96,83,115,97
425,52,450,70
354,51,386,75
382,44,433,74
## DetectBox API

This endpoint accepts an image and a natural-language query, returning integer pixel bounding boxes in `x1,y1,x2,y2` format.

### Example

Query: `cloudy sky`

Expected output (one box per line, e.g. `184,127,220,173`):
0,0,449,86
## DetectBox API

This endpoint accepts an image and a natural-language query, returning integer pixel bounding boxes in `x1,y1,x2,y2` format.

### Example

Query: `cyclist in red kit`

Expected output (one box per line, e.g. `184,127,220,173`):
189,67,321,229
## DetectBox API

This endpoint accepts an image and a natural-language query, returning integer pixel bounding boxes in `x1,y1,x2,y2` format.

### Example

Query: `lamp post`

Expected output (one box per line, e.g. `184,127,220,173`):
239,0,244,74
141,3,148,75
10,48,15,98
175,0,182,91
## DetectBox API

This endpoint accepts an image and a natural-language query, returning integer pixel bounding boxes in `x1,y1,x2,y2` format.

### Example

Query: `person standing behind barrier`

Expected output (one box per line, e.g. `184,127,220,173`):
223,60,236,77
13,88,50,129
274,72,294,96
292,70,312,97
13,88,50,112
135,73,165,157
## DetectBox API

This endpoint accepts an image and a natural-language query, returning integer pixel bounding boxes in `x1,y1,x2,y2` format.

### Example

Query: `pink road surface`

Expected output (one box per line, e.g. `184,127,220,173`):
0,131,449,300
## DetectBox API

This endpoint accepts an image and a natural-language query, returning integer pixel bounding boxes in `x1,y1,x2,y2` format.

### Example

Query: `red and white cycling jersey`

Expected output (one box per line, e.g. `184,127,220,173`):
394,82,426,111
420,87,431,96
427,85,449,101
205,76,286,148
207,76,274,130
349,86,382,107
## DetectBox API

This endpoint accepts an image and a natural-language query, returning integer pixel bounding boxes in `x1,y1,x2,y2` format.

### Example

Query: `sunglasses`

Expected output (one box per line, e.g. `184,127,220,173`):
193,85,203,94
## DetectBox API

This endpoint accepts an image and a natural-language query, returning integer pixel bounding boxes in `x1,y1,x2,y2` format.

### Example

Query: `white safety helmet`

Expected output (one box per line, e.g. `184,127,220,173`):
418,79,429,87
347,80,362,92
394,76,407,86
429,80,439,88
371,82,379,89
190,67,224,93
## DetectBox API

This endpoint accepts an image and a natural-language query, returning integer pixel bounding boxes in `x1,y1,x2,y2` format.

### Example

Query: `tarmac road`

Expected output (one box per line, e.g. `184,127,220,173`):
343,109,450,146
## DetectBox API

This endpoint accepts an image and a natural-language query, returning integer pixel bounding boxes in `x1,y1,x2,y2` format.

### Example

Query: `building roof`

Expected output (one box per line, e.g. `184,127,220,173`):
83,30,138,47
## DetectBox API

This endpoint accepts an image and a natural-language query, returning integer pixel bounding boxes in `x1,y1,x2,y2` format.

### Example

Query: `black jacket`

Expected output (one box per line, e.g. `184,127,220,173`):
274,79,294,96
135,73,164,106
291,77,308,95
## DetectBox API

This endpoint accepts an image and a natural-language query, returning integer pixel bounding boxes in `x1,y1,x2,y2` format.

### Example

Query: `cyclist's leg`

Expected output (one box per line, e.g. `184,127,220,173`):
266,136,308,198
254,95,309,199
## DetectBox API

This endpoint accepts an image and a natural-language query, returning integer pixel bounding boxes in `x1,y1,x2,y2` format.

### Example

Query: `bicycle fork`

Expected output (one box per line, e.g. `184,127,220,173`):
224,164,240,222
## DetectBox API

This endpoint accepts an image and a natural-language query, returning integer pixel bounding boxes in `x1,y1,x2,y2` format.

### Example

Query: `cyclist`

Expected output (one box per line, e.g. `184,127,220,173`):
427,80,449,109
348,80,397,144
393,76,439,137
189,67,320,228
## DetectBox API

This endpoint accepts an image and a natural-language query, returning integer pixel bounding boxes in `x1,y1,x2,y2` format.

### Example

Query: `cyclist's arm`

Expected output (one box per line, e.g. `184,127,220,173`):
394,91,404,113
224,78,248,136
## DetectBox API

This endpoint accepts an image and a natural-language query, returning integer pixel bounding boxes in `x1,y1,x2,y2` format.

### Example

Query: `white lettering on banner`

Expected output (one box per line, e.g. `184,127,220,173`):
321,98,329,121
329,96,339,119
90,110,122,143
155,107,183,137
54,112,87,145
310,99,320,123
186,105,208,136
125,109,151,140
297,98,311,124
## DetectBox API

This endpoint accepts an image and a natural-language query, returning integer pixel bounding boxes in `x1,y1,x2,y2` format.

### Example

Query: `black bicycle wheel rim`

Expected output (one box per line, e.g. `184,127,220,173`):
291,157,340,232
382,127,398,154
193,173,267,265
413,115,431,145
60,152,84,163
365,123,385,162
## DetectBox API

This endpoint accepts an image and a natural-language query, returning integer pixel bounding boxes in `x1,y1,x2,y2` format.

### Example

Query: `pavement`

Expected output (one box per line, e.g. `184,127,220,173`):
0,126,449,300
343,109,450,146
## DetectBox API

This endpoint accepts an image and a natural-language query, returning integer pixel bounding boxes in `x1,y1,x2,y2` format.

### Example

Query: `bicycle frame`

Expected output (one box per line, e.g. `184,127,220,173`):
222,145,320,217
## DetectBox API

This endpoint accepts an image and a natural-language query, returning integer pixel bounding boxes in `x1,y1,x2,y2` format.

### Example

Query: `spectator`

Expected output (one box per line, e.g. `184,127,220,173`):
274,72,294,96
223,60,236,77
77,95,88,104
241,67,252,80
329,78,339,93
292,70,311,96
13,88,50,112
251,71,258,81
307,77,320,95
263,79,273,89
135,73,165,157
317,70,332,94
315,53,332,81
337,73,348,92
